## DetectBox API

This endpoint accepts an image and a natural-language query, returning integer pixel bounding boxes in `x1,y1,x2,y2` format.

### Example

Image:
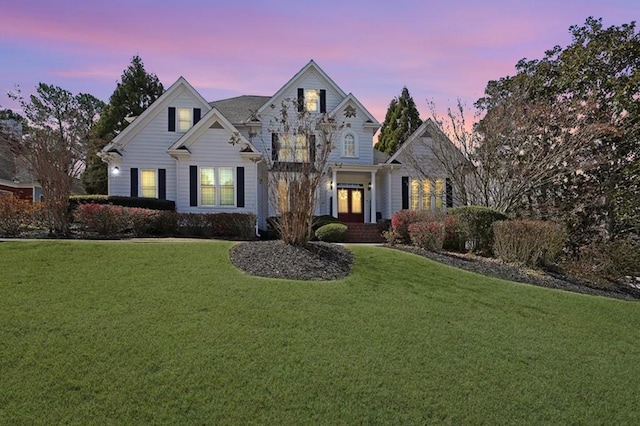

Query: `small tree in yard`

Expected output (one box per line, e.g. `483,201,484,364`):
8,84,104,235
250,98,343,246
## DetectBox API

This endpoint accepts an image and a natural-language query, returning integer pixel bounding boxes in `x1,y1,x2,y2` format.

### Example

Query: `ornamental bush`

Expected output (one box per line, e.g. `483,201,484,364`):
493,220,566,267
391,210,447,244
177,213,256,240
408,221,446,252
0,194,34,236
448,206,509,254
315,223,348,243
73,204,130,235
129,208,178,236
69,195,175,211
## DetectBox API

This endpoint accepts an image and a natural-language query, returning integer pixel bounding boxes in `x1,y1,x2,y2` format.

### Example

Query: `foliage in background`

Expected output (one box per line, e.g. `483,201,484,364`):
8,84,104,235
493,220,566,267
82,56,164,194
374,87,422,155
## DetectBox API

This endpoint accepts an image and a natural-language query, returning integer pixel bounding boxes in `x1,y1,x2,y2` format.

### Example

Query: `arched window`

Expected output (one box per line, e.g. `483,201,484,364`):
342,132,358,157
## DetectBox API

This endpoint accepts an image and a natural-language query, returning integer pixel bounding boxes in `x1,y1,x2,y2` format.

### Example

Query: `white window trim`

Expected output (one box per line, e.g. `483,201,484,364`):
341,131,359,158
305,89,320,113
198,166,236,208
140,169,158,198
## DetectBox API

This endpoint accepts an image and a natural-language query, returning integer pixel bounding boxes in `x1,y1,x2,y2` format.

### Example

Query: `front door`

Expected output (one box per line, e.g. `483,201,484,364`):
337,188,364,223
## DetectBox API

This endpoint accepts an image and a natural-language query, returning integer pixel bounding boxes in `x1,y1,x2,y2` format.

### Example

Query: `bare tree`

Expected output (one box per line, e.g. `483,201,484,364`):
8,84,103,235
249,98,343,245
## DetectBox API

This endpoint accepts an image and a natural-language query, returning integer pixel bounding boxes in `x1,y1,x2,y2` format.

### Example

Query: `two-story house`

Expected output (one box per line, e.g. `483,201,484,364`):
99,60,459,231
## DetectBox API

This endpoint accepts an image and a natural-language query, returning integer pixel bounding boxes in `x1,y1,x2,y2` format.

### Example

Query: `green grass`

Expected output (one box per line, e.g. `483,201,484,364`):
1,241,639,424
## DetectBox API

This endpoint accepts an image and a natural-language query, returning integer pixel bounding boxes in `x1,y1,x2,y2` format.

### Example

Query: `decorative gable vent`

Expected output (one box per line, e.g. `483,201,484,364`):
209,121,224,129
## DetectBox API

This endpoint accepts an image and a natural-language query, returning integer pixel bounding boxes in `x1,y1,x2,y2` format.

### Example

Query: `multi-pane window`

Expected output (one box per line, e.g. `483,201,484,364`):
343,133,356,157
277,179,290,213
140,169,157,198
279,134,308,162
178,108,192,132
410,178,445,211
305,89,319,112
200,167,234,206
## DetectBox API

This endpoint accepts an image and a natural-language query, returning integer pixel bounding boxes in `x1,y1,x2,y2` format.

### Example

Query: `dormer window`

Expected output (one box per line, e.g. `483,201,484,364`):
168,107,201,132
297,88,326,113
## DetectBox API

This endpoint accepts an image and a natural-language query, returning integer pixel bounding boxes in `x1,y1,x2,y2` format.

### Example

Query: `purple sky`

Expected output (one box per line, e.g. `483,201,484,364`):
1,0,637,124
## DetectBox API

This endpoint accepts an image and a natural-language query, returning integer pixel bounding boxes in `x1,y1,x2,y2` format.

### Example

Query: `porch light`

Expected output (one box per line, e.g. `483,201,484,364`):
112,166,120,176
367,182,371,191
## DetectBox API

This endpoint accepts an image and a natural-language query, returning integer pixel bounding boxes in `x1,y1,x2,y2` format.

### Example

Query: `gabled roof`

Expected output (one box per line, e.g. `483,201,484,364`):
210,95,271,124
329,93,380,128
103,77,211,151
257,60,347,116
386,118,457,164
167,107,259,155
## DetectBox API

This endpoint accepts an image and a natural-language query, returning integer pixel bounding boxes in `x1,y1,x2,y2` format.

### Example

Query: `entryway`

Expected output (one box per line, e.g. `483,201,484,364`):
337,188,364,223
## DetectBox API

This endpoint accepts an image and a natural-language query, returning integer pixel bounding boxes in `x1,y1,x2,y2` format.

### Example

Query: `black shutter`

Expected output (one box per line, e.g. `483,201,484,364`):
236,167,245,208
271,133,279,161
308,134,316,163
168,107,176,132
130,168,138,197
320,89,326,113
193,108,201,125
446,178,453,208
189,166,198,207
158,169,166,200
297,88,304,112
402,176,409,210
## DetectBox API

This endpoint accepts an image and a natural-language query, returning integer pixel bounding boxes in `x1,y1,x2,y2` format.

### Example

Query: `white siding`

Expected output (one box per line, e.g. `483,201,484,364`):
175,127,257,215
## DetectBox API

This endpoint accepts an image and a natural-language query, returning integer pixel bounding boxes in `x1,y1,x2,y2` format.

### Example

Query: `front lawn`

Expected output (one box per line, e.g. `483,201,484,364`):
1,241,639,424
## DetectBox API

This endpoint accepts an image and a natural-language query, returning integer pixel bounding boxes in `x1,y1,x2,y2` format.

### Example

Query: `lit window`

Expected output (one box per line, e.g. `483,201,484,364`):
278,179,290,213
178,108,192,132
342,133,357,157
305,89,319,112
200,167,235,207
338,189,349,214
219,167,235,206
141,169,157,198
410,178,445,211
279,134,309,162
201,168,215,206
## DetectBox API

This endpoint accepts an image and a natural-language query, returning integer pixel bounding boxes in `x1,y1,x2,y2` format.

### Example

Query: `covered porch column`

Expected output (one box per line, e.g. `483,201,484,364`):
369,170,377,223
331,168,338,218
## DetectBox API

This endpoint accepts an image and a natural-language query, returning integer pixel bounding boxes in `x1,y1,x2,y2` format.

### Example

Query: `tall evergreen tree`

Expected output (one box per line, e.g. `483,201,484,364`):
82,56,164,194
374,86,422,155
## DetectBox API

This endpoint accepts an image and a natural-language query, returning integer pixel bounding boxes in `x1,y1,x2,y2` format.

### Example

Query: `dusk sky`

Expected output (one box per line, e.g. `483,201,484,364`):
1,0,637,125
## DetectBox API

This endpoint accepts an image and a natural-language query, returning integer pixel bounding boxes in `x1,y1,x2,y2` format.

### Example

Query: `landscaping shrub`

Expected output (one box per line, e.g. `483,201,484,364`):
493,220,566,267
448,206,508,254
408,221,446,252
73,204,130,235
312,215,342,232
69,195,175,211
0,194,35,236
391,210,446,244
129,208,178,237
178,213,256,240
315,223,348,243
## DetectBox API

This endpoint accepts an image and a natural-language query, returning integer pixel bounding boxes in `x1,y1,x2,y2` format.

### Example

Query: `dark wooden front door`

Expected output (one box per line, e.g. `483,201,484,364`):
337,188,364,223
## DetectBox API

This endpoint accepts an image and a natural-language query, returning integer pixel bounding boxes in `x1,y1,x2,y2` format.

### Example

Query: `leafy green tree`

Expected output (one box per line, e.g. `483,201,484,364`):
477,17,640,248
375,87,422,155
8,84,104,235
82,56,164,194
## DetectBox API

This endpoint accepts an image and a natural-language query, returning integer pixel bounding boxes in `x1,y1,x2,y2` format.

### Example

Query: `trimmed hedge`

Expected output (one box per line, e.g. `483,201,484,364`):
177,213,256,240
315,223,348,243
447,206,508,254
69,195,176,211
408,221,446,252
391,210,447,244
493,220,566,266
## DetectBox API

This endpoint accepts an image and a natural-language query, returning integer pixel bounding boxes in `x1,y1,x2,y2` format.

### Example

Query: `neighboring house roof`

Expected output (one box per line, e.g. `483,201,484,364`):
103,76,211,151
373,148,390,164
257,60,347,116
0,121,36,184
209,95,271,124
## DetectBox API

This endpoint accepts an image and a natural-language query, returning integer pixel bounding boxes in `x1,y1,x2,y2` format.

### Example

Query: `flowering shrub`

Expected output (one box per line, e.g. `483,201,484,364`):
492,219,566,266
73,204,130,235
408,221,446,251
0,194,35,236
391,210,447,244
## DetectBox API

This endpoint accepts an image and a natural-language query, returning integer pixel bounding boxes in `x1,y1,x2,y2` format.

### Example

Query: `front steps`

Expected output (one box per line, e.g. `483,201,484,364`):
344,223,386,243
